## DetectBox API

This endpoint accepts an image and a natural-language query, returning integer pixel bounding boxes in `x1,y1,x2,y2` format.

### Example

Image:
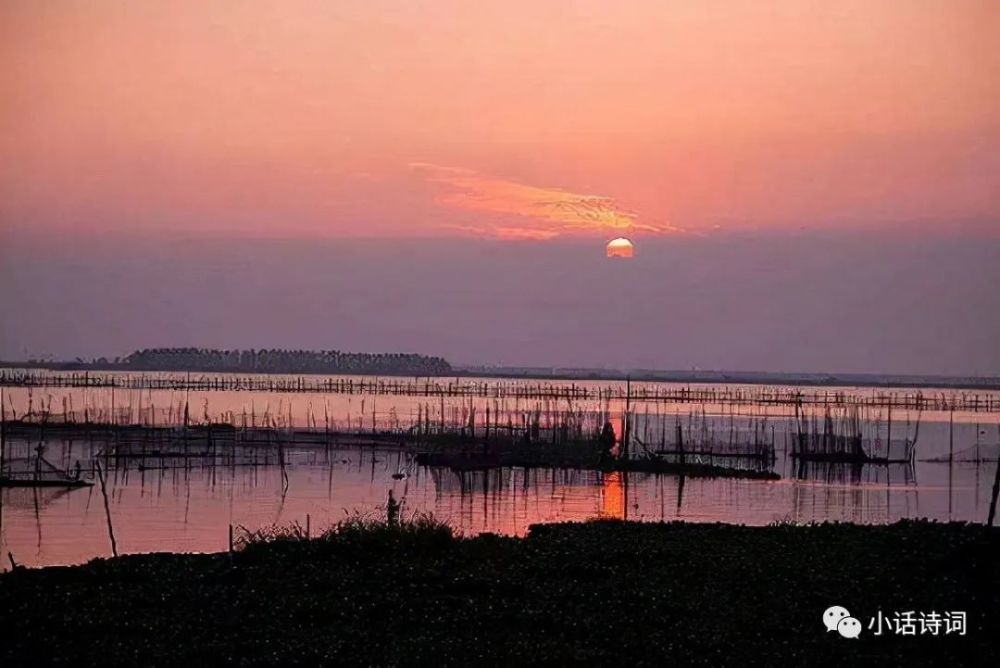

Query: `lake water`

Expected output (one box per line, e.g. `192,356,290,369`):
2,374,999,568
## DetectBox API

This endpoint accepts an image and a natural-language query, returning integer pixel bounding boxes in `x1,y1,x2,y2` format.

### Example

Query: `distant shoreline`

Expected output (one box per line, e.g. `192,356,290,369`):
456,367,1000,390
2,360,999,390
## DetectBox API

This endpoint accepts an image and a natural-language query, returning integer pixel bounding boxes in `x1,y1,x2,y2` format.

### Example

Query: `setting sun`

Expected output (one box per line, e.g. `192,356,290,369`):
606,237,634,258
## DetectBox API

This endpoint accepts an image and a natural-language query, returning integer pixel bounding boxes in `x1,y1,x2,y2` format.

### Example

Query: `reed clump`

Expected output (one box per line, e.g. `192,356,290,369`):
234,511,455,558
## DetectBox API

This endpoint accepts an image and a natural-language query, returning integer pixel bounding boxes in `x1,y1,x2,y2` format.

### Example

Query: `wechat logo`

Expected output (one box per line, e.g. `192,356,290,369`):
824,606,862,639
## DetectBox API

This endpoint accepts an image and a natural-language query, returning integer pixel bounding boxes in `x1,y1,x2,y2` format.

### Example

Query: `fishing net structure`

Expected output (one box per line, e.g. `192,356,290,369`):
925,442,1000,463
0,454,79,483
862,438,916,462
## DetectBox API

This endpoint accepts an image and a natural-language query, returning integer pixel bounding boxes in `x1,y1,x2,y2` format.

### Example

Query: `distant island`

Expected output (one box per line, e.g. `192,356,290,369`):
2,349,999,389
1,348,452,377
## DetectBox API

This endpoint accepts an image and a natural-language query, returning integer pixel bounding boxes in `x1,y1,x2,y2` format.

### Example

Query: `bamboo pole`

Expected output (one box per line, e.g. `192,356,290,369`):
988,453,1000,527
948,410,954,462
0,386,6,479
94,461,118,557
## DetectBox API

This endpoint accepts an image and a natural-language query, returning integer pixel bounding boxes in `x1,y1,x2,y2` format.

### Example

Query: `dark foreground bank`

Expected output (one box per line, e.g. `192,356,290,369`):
1,519,998,666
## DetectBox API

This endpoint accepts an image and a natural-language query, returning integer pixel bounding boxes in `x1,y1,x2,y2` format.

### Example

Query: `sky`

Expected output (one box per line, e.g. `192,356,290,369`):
1,1,999,374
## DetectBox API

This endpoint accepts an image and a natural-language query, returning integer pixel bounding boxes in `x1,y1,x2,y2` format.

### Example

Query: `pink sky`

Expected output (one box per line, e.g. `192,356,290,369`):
2,1,998,241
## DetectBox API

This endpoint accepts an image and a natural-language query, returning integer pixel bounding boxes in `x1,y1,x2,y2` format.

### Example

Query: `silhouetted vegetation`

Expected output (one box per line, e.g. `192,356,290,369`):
125,348,451,375
9,348,452,376
1,519,997,665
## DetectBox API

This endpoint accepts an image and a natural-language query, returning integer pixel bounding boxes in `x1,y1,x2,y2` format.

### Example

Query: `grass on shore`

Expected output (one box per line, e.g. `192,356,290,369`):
1,517,998,666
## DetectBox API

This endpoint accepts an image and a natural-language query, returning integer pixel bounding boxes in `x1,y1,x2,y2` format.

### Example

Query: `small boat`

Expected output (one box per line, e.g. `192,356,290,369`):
0,446,94,488
0,477,93,488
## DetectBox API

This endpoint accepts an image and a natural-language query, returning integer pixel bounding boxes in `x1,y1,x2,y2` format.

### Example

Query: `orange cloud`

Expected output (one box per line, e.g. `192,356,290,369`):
413,163,681,240
441,224,561,241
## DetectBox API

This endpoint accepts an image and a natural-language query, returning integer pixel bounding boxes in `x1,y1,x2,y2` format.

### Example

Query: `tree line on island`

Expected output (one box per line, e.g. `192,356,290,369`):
12,348,453,376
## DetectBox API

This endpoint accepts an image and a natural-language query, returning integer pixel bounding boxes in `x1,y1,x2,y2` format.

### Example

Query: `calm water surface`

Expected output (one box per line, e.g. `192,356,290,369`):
2,375,999,568
1,442,996,569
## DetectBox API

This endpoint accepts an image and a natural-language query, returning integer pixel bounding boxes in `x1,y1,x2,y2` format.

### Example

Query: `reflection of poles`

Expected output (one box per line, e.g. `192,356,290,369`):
793,398,802,457
909,409,921,465
946,412,954,519
623,471,629,521
975,422,980,463
886,404,892,459
622,378,631,460
948,411,954,463
947,410,954,519
676,421,686,466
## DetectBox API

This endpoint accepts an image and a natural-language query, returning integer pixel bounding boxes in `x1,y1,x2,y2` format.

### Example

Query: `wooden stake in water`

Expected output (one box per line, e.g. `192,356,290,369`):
988,424,1000,526
0,386,6,479
94,461,118,558
622,377,632,460
988,453,1000,527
